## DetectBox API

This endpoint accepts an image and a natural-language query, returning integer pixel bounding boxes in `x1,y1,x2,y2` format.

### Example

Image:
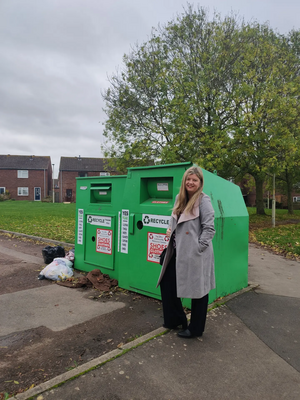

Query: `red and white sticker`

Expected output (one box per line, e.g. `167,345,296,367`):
147,232,169,264
96,228,112,255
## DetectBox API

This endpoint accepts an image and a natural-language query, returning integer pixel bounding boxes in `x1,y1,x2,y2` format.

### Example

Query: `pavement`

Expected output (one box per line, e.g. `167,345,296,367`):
1,237,299,399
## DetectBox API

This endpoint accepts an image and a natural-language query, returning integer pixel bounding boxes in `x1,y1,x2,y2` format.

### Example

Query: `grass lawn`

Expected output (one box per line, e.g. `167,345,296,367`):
0,201,299,259
0,201,76,243
248,207,300,225
248,207,300,259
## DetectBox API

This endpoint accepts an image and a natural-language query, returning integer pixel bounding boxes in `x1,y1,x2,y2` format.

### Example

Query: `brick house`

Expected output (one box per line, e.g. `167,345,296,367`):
58,156,116,203
0,155,52,201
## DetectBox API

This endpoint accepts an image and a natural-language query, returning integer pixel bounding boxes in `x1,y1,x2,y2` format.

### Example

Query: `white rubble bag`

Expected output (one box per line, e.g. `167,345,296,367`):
38,258,74,281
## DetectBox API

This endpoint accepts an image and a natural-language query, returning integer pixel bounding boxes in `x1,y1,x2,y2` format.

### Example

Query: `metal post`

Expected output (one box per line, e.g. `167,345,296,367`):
272,174,275,227
52,164,55,203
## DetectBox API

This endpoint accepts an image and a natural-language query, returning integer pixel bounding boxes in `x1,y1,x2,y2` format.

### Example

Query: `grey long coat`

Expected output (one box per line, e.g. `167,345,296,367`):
156,192,215,299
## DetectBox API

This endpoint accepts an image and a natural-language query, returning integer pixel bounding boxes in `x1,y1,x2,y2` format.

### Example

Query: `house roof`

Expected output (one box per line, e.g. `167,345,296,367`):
0,155,51,170
59,157,114,172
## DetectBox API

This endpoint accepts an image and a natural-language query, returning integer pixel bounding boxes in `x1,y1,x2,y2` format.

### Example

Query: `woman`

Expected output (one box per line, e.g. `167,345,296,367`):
156,166,215,338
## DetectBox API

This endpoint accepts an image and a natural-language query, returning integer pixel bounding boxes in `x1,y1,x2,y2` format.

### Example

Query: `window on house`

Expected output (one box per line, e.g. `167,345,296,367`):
78,172,88,177
100,172,110,176
18,170,29,178
66,189,72,198
293,196,300,202
0,187,5,194
18,187,29,196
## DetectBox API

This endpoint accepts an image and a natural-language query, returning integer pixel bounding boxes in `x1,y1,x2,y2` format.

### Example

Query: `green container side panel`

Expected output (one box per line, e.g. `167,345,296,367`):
214,217,249,299
202,169,248,218
74,175,127,280
74,162,249,306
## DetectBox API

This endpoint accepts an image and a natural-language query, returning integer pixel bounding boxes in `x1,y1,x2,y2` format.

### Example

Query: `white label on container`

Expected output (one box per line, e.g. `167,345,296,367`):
157,183,169,191
142,214,170,229
77,209,84,245
87,215,111,227
80,186,87,190
121,209,129,254
96,228,112,254
118,211,121,252
147,232,169,263
99,191,107,195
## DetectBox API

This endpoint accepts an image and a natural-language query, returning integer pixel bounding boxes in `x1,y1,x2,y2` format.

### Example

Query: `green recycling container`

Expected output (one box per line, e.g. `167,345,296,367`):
75,175,127,280
74,162,249,305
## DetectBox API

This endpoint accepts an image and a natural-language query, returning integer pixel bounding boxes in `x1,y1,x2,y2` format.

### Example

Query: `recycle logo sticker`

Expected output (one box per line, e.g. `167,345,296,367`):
142,214,170,229
87,216,93,223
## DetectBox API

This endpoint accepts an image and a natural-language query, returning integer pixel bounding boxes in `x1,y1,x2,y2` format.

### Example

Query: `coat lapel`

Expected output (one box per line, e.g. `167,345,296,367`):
171,195,201,224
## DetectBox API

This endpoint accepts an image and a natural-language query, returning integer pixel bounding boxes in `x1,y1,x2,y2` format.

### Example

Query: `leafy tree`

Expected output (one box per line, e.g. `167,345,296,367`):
257,30,300,214
102,6,245,173
274,31,300,214
223,23,300,214
102,5,300,215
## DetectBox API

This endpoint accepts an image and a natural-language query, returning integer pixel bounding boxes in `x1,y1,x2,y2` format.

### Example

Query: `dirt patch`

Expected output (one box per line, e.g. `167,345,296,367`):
0,234,163,397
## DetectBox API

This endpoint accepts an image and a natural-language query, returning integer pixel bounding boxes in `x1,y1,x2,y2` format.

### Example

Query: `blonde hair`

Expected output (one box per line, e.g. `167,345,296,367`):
173,166,204,216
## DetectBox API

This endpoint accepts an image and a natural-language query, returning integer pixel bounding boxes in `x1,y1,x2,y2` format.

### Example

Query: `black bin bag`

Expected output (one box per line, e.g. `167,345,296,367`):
42,246,65,264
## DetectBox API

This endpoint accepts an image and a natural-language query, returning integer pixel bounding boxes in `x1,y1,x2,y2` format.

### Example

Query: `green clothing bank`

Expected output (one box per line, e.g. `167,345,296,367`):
74,162,249,307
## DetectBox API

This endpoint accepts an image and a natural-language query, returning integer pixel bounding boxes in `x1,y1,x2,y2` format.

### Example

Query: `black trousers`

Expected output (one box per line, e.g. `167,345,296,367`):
160,251,209,336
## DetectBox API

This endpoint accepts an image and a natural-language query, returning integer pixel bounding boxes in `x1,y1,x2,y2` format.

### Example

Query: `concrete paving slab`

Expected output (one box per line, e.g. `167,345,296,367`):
2,236,299,399
0,285,125,336
227,290,300,372
0,244,44,264
248,244,300,298
29,306,300,400
0,254,29,277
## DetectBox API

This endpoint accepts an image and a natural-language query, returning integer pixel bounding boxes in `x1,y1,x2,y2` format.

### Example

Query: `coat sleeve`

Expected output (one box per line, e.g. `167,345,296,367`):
198,195,215,253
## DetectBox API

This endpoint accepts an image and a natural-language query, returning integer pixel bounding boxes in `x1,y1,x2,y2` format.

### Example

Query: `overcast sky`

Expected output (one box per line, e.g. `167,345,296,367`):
0,0,299,177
